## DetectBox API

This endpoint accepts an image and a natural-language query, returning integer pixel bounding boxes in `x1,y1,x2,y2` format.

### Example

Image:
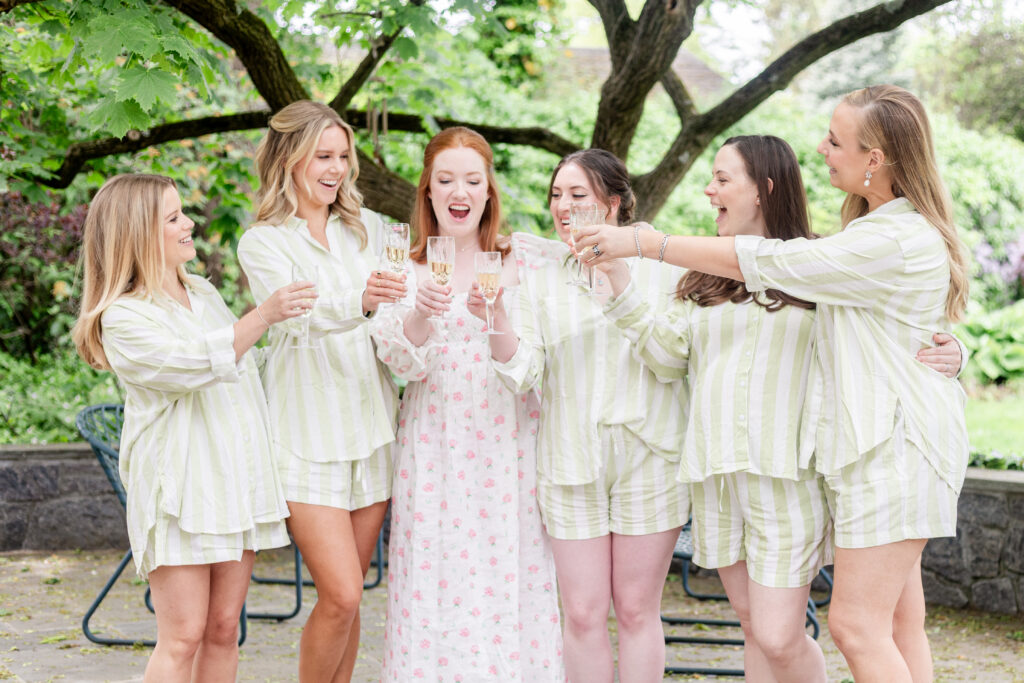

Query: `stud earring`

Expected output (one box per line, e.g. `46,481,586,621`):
864,170,872,187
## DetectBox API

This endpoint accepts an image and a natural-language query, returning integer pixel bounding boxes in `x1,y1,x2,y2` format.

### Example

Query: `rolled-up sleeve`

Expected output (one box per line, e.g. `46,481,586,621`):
734,226,908,308
492,282,544,394
102,302,240,392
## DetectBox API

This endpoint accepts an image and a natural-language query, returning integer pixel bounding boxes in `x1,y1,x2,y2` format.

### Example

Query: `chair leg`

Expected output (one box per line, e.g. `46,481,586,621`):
248,544,304,621
663,554,745,676
82,549,156,647
363,529,384,590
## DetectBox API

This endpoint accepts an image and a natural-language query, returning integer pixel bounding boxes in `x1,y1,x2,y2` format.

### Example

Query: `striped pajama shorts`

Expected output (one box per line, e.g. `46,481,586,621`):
689,470,832,588
537,426,690,540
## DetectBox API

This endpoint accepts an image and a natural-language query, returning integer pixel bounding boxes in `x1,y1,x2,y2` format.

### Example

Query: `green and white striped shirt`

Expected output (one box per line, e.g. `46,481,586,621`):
494,243,688,486
734,197,969,491
237,209,399,464
605,283,818,482
101,275,289,568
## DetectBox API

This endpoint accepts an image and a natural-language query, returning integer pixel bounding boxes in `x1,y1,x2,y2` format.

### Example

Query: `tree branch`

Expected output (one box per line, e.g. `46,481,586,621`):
329,28,402,112
24,108,579,191
161,0,308,110
634,0,954,219
24,112,271,189
0,0,41,13
590,0,701,157
660,68,698,120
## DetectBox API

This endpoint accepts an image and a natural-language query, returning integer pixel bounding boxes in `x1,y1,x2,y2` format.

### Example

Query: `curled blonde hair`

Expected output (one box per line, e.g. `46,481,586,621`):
840,85,969,321
253,100,366,248
72,174,185,370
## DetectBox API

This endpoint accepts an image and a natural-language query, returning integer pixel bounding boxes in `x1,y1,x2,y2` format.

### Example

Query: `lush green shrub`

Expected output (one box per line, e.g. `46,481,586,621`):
956,300,1024,384
0,192,86,359
0,350,122,444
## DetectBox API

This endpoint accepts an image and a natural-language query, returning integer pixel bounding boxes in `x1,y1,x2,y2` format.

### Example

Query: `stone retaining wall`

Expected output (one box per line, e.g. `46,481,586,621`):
2,444,1022,614
0,443,127,551
922,468,1024,615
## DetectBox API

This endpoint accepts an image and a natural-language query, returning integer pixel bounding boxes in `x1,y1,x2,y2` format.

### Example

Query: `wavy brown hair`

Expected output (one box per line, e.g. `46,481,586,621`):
547,148,636,225
409,126,508,263
839,85,968,321
677,135,814,311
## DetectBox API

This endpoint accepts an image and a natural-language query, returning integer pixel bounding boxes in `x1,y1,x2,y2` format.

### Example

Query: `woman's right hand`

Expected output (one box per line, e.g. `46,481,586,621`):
258,281,318,325
466,281,506,322
412,279,452,320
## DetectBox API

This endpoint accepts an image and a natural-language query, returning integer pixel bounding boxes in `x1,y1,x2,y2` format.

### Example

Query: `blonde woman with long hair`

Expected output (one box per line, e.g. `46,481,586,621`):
73,173,308,682
236,100,405,682
577,85,969,681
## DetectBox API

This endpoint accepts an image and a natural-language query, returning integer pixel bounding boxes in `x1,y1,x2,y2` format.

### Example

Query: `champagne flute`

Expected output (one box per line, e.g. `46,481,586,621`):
427,235,455,330
475,251,503,336
291,264,318,348
384,222,410,274
380,222,410,308
570,202,602,293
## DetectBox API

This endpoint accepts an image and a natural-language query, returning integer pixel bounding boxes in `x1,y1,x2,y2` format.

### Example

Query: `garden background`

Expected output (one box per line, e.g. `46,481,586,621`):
1,0,1022,468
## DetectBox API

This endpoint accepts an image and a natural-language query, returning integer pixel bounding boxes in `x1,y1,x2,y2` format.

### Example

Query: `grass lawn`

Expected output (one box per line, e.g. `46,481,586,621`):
966,393,1024,456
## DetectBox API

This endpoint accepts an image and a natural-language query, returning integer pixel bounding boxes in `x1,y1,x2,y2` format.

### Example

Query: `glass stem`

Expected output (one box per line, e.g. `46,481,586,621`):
485,301,494,332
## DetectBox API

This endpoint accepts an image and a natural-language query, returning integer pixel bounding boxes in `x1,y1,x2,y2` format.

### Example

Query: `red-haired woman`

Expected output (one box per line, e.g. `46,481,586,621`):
372,127,564,681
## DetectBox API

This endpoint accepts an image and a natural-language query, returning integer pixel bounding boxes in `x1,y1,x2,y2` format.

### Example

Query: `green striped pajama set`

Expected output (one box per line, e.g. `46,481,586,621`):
237,209,399,510
494,247,690,540
735,198,969,548
605,281,831,588
101,276,290,578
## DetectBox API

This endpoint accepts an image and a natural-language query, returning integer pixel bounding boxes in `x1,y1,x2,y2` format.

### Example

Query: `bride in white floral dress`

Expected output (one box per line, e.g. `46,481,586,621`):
372,127,564,682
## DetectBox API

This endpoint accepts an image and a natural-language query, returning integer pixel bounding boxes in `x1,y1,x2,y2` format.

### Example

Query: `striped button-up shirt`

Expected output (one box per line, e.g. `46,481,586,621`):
237,209,399,463
735,197,969,491
494,241,688,486
101,275,289,569
605,283,818,482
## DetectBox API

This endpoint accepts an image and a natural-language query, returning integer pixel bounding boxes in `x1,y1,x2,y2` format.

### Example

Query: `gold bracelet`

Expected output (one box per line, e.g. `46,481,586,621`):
255,304,270,327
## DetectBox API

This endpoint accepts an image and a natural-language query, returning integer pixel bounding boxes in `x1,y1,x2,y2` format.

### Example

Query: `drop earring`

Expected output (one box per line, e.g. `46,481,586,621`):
864,170,872,187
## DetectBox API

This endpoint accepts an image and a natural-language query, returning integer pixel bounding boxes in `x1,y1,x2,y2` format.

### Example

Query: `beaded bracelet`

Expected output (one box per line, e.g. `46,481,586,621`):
634,224,644,259
658,234,670,262
255,304,270,327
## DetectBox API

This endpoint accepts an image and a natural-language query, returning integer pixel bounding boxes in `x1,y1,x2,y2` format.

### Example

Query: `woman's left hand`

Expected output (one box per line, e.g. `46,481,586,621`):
574,223,641,265
917,332,963,378
362,270,407,313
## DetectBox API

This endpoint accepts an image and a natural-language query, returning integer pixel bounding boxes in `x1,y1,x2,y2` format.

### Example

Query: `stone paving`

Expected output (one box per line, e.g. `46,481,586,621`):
1,548,1023,682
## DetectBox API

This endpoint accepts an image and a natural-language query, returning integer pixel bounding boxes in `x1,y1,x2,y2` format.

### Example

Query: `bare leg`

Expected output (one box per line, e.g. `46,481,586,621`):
550,536,613,683
191,552,255,681
333,500,389,683
717,562,774,681
287,502,365,683
829,539,928,682
746,575,826,682
892,555,933,682
610,528,680,683
144,565,211,683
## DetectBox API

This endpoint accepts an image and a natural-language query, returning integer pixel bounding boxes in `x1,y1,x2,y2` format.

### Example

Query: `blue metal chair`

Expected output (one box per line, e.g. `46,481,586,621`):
76,404,247,647
662,521,833,677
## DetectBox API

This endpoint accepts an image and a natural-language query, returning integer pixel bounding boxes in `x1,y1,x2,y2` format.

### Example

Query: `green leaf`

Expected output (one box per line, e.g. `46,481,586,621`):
86,98,150,138
116,66,178,111
393,36,420,60
83,15,159,62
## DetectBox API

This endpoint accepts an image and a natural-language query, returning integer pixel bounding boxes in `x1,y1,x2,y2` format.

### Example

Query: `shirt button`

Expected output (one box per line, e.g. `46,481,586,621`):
739,414,746,421
740,380,747,387
745,351,751,357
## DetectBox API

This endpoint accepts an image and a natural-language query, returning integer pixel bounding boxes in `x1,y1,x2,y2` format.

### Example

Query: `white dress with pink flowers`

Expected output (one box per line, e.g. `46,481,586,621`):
372,233,565,682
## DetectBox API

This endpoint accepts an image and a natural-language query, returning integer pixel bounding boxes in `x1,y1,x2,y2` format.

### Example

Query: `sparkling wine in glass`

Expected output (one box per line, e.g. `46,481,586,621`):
291,264,319,347
427,235,455,330
475,251,503,336
570,202,602,293
384,222,410,274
